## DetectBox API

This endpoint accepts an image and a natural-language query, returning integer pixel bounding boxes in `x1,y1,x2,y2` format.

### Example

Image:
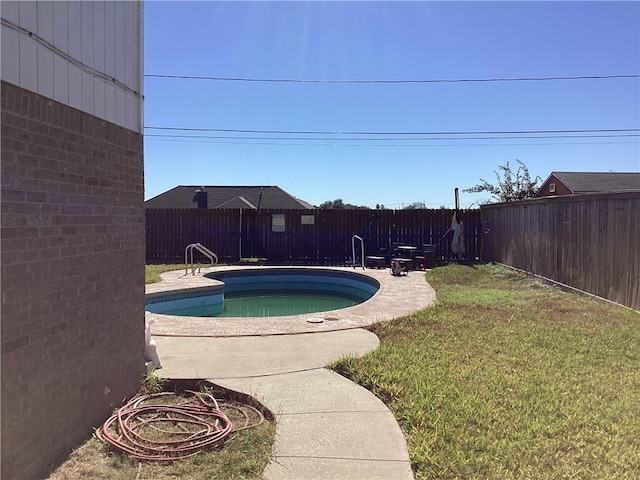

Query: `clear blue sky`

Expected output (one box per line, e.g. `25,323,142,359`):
144,1,640,208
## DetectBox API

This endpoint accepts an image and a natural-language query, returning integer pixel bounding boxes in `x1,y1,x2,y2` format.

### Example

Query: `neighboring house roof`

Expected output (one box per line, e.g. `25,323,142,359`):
145,186,315,209
215,196,258,209
536,172,640,197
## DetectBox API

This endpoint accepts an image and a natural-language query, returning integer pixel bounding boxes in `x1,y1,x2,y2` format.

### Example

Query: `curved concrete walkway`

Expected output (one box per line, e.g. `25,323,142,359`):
150,266,435,479
155,329,415,480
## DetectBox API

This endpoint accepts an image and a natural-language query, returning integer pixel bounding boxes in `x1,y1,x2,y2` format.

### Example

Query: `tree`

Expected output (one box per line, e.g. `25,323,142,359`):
318,199,370,210
464,159,541,202
403,201,426,210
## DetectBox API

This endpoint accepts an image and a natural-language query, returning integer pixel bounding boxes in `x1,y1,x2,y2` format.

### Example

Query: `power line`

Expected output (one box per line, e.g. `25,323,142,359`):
144,73,640,84
145,133,639,141
144,126,640,136
144,127,640,147
144,138,638,148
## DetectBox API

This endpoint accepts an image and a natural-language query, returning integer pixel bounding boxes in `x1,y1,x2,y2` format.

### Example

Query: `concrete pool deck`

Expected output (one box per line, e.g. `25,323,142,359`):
147,265,436,337
150,265,436,480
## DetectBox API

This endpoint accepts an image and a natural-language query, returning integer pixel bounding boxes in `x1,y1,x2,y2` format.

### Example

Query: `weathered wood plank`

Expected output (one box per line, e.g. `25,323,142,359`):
481,192,640,310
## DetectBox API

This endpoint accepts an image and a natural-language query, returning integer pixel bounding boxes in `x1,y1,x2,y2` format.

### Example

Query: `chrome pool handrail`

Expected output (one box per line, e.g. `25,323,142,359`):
185,243,219,275
352,235,365,270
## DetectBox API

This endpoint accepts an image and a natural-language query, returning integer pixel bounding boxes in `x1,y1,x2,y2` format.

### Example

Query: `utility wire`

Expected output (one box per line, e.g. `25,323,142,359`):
144,127,640,149
144,73,640,84
1,18,143,99
144,138,638,148
144,126,640,136
145,133,639,141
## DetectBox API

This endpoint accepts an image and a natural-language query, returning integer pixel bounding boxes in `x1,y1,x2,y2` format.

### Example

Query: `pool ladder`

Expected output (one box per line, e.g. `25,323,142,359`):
351,235,365,269
185,243,219,275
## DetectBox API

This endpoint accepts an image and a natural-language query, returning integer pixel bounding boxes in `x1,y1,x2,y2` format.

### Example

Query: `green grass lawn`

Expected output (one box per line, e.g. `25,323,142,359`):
49,421,275,480
331,263,640,479
145,264,184,284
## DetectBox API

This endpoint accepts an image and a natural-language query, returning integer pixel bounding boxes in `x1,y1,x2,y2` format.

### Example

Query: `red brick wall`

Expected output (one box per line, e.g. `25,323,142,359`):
1,81,145,479
536,174,573,197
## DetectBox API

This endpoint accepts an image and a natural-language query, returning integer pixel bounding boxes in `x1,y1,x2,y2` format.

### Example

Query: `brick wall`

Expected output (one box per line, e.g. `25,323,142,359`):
536,174,573,197
1,81,145,479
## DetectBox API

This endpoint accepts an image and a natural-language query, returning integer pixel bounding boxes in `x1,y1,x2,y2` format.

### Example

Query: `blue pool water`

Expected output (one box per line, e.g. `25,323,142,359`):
145,269,379,318
164,291,360,317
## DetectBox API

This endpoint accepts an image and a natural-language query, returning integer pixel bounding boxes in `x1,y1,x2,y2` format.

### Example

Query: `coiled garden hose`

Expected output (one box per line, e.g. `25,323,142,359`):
96,390,264,461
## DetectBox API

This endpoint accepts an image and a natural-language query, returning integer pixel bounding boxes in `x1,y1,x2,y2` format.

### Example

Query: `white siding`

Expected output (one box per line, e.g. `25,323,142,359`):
81,70,94,114
67,2,82,61
93,2,106,75
37,1,54,45
0,0,143,132
114,2,124,83
105,82,116,123
53,1,68,52
123,2,135,90
68,63,82,110
18,1,37,34
80,2,94,68
37,43,54,99
19,35,38,92
103,1,114,79
1,1,19,24
116,87,126,128
1,26,20,85
94,77,106,120
53,52,69,104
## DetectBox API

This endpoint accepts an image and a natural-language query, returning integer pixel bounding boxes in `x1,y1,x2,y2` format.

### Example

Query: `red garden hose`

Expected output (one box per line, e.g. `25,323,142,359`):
96,390,261,461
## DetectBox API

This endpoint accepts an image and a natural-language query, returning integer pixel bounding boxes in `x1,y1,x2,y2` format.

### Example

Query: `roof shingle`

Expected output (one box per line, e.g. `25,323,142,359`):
145,186,314,209
537,172,640,197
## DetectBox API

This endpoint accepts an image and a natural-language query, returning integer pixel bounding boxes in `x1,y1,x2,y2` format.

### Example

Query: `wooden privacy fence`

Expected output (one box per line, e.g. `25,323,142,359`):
145,208,482,265
481,192,640,310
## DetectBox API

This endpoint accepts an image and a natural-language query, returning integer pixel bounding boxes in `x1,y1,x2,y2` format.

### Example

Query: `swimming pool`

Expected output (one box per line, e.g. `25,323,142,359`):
145,268,380,318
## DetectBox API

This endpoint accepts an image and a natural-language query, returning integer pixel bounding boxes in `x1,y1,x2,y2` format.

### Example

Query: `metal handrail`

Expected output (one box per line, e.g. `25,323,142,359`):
185,243,219,275
352,235,365,269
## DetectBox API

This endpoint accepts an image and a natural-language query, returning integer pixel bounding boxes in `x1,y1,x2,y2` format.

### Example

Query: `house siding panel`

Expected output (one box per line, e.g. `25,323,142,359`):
1,0,143,132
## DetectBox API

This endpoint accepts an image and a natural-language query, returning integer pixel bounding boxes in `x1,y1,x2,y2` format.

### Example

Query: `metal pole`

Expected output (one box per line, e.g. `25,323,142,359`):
239,208,243,261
